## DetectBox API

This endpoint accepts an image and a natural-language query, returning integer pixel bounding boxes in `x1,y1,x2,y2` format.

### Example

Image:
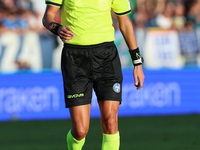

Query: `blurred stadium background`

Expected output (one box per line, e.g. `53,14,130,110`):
0,0,200,149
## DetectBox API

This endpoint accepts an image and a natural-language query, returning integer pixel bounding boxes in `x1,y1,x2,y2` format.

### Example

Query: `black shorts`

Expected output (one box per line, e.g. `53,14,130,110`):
61,41,123,108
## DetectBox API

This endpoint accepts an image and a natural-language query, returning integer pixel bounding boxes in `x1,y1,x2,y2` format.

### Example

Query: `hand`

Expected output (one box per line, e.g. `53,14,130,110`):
133,65,145,90
58,26,75,41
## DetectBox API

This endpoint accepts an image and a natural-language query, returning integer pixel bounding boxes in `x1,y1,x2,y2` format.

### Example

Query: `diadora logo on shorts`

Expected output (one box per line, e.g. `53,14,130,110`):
67,93,84,99
113,83,120,93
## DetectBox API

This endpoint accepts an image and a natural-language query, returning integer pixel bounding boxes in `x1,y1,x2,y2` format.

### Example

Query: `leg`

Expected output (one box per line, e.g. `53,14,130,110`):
90,41,122,150
99,101,120,134
61,44,93,149
69,104,91,140
99,101,120,150
67,104,91,150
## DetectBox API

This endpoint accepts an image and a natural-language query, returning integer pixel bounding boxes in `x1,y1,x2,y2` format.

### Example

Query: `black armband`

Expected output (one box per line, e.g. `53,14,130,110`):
48,22,62,35
129,47,143,66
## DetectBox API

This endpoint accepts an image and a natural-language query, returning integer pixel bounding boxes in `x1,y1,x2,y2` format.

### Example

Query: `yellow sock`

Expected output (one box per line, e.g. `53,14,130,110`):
102,131,120,150
66,130,85,150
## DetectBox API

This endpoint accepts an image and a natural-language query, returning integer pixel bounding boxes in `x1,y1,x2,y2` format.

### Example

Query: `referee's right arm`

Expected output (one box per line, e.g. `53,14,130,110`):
42,5,75,41
42,6,59,29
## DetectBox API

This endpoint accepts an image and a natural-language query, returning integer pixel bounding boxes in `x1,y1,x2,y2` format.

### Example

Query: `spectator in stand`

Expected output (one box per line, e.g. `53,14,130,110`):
154,0,175,29
19,9,37,32
0,8,7,33
133,0,157,28
15,0,47,33
1,9,28,34
29,0,47,33
15,0,33,10
1,0,16,10
133,0,148,28
173,0,186,30
144,0,158,27
0,0,47,34
134,10,149,28
185,0,200,28
195,1,200,27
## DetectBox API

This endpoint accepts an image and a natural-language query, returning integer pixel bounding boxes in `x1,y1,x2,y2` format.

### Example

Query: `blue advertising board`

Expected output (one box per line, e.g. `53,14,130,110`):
0,68,200,121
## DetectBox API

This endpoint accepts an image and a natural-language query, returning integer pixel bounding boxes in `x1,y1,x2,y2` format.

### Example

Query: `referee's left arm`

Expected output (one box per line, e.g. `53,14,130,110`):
117,15,145,90
117,15,138,50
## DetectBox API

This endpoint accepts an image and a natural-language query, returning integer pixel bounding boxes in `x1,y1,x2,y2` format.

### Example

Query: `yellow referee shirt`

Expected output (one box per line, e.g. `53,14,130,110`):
46,0,131,45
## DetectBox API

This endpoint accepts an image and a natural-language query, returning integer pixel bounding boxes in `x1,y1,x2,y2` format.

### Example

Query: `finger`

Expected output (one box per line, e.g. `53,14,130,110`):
61,28,74,35
59,33,74,39
64,26,72,31
61,27,75,36
59,32,75,39
61,26,72,31
60,30,75,37
134,76,138,87
61,37,74,41
137,78,144,90
137,82,143,90
135,82,140,87
61,36,74,41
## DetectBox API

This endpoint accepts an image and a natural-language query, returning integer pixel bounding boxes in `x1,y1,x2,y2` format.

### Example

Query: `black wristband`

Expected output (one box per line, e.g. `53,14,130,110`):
129,47,143,66
48,22,62,35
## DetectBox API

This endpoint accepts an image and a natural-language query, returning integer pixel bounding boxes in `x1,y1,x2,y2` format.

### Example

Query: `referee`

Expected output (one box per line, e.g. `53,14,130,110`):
43,0,144,150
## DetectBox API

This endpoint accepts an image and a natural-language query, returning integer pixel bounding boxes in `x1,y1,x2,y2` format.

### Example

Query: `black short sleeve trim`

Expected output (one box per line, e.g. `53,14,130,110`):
115,10,131,16
46,1,62,7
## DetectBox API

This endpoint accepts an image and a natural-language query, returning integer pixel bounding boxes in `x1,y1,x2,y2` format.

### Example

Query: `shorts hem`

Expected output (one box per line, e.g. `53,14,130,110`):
65,102,91,108
97,98,122,102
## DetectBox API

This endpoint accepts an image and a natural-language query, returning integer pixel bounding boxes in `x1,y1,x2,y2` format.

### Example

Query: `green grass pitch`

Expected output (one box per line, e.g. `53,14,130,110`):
0,115,200,150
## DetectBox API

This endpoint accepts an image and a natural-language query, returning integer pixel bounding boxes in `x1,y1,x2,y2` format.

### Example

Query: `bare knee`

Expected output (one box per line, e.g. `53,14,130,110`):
72,125,89,140
101,115,118,134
